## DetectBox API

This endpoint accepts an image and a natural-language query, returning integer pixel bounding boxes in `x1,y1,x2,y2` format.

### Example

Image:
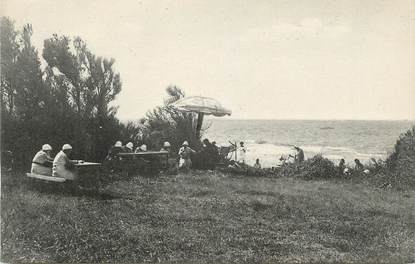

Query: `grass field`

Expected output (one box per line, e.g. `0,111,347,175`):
1,170,414,263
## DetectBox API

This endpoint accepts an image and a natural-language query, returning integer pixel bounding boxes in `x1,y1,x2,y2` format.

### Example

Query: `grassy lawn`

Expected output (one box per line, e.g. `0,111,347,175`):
1,171,414,263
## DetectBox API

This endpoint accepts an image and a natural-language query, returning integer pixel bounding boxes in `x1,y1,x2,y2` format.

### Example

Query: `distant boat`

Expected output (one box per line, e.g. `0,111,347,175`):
320,126,335,130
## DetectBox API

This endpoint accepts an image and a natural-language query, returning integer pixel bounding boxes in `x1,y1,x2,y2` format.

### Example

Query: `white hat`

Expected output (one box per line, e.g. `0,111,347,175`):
62,144,72,150
363,169,370,174
42,144,52,151
140,144,147,151
182,141,189,146
126,142,133,150
163,141,171,148
114,141,122,147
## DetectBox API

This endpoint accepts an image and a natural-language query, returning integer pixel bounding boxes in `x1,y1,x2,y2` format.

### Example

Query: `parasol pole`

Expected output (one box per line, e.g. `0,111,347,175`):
195,112,204,139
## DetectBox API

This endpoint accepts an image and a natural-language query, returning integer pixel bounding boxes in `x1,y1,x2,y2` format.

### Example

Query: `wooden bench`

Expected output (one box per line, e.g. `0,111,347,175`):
26,173,67,182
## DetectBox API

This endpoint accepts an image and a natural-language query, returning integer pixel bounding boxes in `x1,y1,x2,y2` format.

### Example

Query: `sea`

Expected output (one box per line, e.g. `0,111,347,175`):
204,119,414,168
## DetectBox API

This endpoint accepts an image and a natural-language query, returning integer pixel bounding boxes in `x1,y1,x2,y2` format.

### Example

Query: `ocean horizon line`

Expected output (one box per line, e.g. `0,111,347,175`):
120,117,415,123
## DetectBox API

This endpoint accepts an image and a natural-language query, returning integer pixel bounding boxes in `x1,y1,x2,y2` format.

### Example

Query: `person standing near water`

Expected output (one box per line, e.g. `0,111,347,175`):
237,141,246,164
354,159,364,172
291,146,304,163
338,158,346,176
254,158,261,169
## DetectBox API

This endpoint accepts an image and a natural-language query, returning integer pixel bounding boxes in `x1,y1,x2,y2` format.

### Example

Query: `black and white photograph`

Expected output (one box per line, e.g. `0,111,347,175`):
1,0,414,263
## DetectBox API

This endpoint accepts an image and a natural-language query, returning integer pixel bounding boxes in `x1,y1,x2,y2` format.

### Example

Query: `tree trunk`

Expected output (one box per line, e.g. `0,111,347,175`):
195,112,204,139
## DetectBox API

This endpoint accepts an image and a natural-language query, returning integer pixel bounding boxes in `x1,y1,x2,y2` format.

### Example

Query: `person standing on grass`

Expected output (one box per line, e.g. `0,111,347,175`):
237,141,246,164
52,144,81,180
254,158,261,169
31,144,54,175
178,141,196,172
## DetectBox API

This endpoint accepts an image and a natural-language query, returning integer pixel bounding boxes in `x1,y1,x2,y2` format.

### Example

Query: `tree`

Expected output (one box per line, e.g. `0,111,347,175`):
1,17,52,165
0,17,19,115
43,34,122,160
143,86,201,153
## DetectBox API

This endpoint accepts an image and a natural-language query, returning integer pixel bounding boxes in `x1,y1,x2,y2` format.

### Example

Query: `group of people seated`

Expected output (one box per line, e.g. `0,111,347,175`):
104,138,222,174
31,144,82,179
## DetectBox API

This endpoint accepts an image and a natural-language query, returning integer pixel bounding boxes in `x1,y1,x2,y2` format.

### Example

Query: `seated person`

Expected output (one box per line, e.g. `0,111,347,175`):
160,141,178,174
52,144,80,180
354,159,364,172
160,141,171,152
104,141,123,171
178,141,196,172
31,144,54,175
109,141,123,156
124,142,134,153
135,144,147,152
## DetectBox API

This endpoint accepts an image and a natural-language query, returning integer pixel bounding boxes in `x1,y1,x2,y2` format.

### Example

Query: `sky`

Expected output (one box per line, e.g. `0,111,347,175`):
3,0,415,120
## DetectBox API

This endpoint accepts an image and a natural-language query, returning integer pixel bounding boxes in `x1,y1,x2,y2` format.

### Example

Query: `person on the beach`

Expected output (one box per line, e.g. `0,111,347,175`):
254,158,261,169
338,159,346,176
31,144,54,175
178,141,196,172
237,141,246,164
52,144,80,180
354,159,364,172
293,146,304,163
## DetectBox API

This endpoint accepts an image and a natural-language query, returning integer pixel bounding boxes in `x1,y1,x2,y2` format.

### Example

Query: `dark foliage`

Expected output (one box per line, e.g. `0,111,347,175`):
1,17,122,169
122,86,203,154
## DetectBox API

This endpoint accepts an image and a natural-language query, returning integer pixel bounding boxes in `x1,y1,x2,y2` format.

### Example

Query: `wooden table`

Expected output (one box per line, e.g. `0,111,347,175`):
75,162,101,167
118,151,169,157
75,162,101,187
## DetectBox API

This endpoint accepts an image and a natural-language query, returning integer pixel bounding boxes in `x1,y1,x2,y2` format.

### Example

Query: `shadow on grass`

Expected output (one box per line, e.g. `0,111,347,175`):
24,180,127,200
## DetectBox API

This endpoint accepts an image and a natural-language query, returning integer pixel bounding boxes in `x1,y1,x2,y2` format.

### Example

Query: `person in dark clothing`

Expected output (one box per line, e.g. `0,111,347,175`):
338,158,346,176
293,146,304,163
211,141,220,165
354,159,364,172
104,141,124,172
200,138,216,170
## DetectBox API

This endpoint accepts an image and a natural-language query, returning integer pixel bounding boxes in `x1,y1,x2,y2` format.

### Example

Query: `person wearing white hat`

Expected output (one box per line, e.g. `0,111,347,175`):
104,140,124,171
178,141,196,172
52,144,80,180
135,144,147,152
114,141,122,148
31,144,54,175
124,142,134,153
160,141,171,152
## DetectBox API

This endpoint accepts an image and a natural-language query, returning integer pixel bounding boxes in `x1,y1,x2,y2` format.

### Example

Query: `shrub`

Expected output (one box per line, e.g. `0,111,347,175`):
141,86,202,153
384,127,415,189
297,154,337,180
